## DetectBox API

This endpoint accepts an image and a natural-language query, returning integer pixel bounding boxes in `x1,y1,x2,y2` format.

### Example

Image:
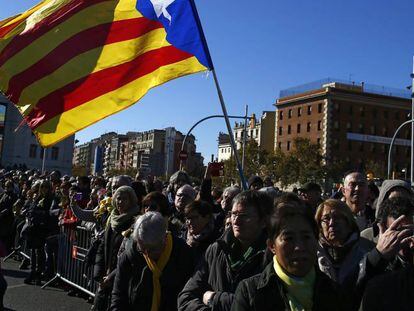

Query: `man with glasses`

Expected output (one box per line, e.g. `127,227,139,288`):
178,191,271,311
342,171,369,231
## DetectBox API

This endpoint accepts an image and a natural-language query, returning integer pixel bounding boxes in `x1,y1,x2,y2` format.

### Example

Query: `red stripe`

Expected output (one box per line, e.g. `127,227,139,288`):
0,0,108,67
0,19,22,39
27,45,193,129
7,17,163,104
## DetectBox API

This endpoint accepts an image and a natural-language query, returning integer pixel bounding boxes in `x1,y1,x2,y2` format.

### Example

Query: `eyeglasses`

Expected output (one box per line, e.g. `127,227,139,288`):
321,215,346,225
346,181,367,189
229,211,257,222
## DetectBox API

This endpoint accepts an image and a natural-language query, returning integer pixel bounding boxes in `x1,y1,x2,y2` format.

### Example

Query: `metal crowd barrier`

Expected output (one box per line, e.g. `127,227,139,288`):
42,225,98,297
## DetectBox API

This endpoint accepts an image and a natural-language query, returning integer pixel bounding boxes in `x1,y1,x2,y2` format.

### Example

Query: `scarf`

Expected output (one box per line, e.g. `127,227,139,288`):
107,204,140,232
320,232,358,264
273,256,315,311
186,217,215,247
143,232,173,311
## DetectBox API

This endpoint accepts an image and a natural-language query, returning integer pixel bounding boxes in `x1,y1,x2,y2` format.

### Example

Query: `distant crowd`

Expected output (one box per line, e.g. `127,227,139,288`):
0,165,413,311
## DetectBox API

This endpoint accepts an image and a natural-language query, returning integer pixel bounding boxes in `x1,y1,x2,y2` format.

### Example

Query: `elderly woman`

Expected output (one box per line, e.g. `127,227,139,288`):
231,201,342,311
110,211,194,311
92,186,140,311
315,199,374,286
178,190,272,311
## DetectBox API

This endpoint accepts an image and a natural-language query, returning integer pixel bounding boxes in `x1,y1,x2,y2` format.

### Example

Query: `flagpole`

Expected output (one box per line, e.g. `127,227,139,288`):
211,70,247,190
411,56,414,185
189,0,247,189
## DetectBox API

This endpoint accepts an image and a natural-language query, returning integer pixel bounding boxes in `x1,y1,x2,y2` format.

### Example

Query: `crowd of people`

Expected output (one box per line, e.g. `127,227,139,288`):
0,165,413,311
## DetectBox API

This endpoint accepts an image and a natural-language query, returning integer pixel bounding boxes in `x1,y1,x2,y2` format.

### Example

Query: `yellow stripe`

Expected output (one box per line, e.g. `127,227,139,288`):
0,0,142,90
0,0,58,49
32,57,207,147
18,28,170,115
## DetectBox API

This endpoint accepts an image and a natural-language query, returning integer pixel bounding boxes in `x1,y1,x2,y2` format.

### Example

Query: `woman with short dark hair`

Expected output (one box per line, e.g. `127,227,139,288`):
231,202,343,311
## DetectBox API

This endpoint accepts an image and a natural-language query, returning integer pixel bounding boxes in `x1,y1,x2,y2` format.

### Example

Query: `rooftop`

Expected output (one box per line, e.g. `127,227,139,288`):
279,78,411,99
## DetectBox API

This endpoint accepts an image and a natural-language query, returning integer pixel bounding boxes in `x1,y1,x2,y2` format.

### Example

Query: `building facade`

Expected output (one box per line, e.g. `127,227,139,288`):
0,95,74,174
275,79,411,176
218,111,276,160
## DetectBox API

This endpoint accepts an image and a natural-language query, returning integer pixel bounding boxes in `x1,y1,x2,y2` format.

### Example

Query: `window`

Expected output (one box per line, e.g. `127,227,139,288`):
279,127,283,136
346,122,352,130
348,141,352,151
29,144,37,158
287,141,291,151
373,109,378,117
279,111,283,120
360,107,365,117
317,138,321,145
334,121,339,130
349,105,353,115
359,124,364,134
317,121,322,131
307,122,311,132
278,142,282,149
318,103,322,113
297,124,301,133
395,112,400,120
298,107,302,117
51,147,59,160
384,110,388,119
359,143,364,152
288,109,292,119
307,105,312,115
382,127,388,136
288,125,291,134
334,102,340,111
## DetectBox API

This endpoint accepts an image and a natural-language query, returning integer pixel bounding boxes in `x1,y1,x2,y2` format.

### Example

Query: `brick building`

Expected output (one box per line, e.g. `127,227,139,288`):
275,79,411,177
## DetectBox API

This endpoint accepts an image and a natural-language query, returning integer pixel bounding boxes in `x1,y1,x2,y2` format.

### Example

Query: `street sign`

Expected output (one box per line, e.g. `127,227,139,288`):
179,150,188,161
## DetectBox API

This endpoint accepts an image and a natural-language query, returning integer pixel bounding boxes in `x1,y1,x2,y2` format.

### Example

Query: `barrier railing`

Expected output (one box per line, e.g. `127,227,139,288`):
42,225,98,297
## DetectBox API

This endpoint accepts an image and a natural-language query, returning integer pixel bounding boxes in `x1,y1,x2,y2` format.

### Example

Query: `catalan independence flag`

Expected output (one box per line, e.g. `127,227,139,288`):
0,0,213,147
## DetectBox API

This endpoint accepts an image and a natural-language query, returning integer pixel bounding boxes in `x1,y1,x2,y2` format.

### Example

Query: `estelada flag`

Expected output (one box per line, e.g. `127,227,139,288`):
0,0,213,147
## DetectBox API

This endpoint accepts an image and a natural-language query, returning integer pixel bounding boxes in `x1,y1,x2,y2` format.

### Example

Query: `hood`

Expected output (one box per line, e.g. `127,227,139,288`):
375,179,412,218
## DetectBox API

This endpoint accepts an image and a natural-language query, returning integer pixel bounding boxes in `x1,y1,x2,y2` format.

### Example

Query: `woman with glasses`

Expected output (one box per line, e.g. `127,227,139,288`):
178,190,272,311
315,199,374,286
110,211,194,311
231,200,343,311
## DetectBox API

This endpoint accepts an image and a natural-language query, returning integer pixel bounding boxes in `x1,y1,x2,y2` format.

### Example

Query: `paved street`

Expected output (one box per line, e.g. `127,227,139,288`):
2,259,91,311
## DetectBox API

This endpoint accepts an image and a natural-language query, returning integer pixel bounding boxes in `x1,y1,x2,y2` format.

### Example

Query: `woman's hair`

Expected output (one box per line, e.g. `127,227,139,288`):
133,211,167,247
184,200,213,218
142,191,170,217
315,199,359,233
232,190,273,220
269,201,318,240
112,186,138,211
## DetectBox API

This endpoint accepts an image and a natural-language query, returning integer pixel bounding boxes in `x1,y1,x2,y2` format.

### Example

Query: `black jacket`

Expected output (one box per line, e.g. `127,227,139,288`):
360,266,414,311
231,262,345,311
178,229,269,311
93,218,135,281
0,191,17,237
110,235,194,311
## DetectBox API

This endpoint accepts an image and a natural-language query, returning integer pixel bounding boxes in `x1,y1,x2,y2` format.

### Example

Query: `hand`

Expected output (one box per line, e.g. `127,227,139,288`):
202,291,215,305
100,276,110,289
376,215,414,260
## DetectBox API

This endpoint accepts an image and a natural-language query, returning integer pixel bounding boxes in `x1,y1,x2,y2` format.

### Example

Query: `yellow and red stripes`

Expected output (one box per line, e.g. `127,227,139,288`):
0,0,208,147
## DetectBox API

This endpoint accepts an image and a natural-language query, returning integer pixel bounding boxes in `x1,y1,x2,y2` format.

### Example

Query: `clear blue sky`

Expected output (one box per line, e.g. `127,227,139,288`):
1,0,413,163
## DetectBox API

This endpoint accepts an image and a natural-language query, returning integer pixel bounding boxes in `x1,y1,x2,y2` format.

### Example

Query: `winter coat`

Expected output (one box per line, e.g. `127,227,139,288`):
110,235,194,311
317,236,375,285
360,266,414,311
93,217,135,281
0,191,17,237
178,229,269,311
231,262,345,311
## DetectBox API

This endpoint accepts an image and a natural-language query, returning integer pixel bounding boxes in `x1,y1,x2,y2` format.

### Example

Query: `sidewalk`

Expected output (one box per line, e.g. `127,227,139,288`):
2,259,91,311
